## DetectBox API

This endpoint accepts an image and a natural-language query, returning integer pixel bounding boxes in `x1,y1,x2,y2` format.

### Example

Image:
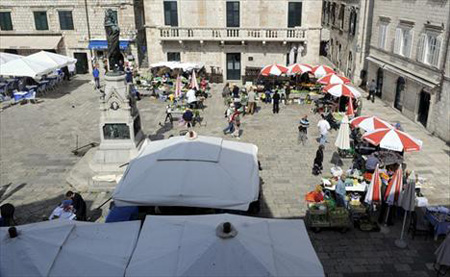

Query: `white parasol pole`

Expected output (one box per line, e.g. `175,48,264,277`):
395,210,408,248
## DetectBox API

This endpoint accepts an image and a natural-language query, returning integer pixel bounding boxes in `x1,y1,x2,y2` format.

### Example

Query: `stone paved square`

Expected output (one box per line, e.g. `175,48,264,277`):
1,73,448,276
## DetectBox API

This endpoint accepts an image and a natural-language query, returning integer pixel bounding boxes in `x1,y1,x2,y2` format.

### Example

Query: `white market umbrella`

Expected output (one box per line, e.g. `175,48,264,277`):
395,172,416,248
335,115,350,150
0,221,75,276
0,52,22,65
287,63,312,75
126,214,325,277
113,135,260,211
0,220,141,277
383,167,403,226
435,234,450,267
26,51,77,69
0,57,54,78
317,73,351,85
49,221,141,277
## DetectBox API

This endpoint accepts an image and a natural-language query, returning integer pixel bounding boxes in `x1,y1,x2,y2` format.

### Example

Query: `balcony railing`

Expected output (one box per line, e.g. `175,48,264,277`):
158,27,308,42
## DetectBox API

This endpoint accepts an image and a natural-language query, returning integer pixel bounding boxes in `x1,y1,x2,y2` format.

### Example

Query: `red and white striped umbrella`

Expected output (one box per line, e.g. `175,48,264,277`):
365,164,382,205
311,65,334,78
175,74,182,98
317,73,351,85
350,116,393,132
287,63,312,75
362,128,423,152
346,96,354,117
323,84,361,98
190,70,199,90
261,64,288,76
385,167,403,205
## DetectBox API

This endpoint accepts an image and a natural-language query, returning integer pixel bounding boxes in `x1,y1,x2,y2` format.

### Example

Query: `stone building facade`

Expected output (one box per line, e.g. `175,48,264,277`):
365,0,450,142
0,0,146,73
144,0,323,81
321,0,373,86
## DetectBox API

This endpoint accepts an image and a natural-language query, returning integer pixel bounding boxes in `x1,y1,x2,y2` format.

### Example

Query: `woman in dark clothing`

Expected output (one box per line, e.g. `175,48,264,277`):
312,145,325,175
66,191,87,221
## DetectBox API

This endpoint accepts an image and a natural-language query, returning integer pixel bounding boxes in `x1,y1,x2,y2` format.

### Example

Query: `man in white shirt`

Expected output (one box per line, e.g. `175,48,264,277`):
186,89,197,109
317,114,331,145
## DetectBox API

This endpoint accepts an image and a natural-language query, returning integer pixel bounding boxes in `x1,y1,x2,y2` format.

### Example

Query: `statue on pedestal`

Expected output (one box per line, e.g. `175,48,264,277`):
104,9,122,72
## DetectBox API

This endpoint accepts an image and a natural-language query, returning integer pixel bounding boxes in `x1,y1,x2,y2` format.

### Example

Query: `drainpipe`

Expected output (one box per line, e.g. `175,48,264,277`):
437,10,450,102
84,0,93,60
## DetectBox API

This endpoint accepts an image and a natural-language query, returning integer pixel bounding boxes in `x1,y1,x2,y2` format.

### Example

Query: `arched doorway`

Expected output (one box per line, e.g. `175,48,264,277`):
418,90,431,127
376,68,383,98
394,77,405,111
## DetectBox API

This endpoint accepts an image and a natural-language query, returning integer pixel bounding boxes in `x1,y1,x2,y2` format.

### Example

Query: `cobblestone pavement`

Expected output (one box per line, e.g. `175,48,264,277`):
0,74,448,276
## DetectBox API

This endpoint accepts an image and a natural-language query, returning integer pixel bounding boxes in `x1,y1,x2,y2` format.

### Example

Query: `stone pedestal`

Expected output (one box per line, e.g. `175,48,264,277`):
91,73,144,171
67,73,144,191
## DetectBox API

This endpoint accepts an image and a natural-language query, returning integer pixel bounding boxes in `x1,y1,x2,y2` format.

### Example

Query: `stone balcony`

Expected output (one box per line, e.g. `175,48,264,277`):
157,27,310,43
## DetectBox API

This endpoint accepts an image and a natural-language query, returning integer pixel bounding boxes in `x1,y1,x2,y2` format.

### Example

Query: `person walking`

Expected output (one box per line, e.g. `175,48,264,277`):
312,145,325,175
231,110,241,139
368,79,377,103
182,108,194,128
232,84,240,99
272,90,280,114
317,114,331,145
92,66,100,90
298,115,309,145
222,83,231,98
247,87,256,115
223,104,235,134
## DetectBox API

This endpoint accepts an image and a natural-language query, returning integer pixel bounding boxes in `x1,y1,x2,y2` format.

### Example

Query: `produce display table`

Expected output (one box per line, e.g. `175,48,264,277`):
425,207,450,240
305,204,352,233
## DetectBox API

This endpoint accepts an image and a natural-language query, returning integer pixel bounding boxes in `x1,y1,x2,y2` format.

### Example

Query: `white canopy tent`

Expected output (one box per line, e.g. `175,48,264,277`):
150,61,205,72
0,57,54,78
126,214,325,277
0,220,141,277
0,52,22,65
113,135,260,211
26,51,77,69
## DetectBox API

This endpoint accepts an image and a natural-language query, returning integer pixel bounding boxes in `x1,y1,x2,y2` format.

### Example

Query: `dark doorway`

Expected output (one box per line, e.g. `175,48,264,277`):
226,53,241,80
394,77,405,111
376,68,383,98
74,52,89,74
418,90,430,127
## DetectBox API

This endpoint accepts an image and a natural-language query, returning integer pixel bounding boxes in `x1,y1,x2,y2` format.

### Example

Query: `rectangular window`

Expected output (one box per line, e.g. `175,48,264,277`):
164,1,178,26
34,11,48,30
110,10,118,25
338,5,345,29
167,52,180,62
288,2,302,27
0,12,13,31
378,23,388,50
226,1,240,28
58,11,74,30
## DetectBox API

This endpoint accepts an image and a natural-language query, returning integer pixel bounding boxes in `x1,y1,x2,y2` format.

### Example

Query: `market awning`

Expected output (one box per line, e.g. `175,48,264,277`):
366,56,439,89
88,40,130,50
0,36,62,50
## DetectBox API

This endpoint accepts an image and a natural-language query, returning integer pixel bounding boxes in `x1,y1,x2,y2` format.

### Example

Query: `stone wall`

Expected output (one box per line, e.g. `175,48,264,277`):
144,0,323,80
0,0,141,70
366,0,450,142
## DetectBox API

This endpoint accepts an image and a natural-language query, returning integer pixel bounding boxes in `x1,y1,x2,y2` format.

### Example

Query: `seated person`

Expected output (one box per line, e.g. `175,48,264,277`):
49,200,76,221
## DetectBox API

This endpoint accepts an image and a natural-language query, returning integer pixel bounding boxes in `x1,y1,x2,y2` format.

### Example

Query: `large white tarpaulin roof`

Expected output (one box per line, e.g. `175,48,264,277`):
0,220,141,277
113,135,260,211
126,214,325,277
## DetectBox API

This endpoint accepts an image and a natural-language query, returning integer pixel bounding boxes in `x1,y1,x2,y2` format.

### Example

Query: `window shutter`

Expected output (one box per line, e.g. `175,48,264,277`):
432,37,442,66
416,34,426,62
378,24,385,49
405,30,413,58
394,28,402,54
